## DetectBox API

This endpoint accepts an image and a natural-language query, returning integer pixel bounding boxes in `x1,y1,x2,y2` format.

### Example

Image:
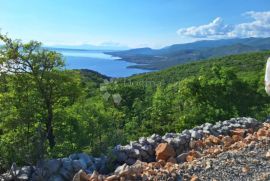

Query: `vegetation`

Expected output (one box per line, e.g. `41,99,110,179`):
1,34,270,172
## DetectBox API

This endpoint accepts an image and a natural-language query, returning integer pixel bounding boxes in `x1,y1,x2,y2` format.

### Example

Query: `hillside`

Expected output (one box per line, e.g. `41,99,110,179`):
125,50,270,84
106,37,270,70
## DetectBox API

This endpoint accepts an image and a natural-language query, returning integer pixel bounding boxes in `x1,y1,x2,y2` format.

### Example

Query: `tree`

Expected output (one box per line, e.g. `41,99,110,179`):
0,34,81,163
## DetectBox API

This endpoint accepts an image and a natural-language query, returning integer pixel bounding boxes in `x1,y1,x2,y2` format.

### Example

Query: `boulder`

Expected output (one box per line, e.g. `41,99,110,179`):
155,143,176,161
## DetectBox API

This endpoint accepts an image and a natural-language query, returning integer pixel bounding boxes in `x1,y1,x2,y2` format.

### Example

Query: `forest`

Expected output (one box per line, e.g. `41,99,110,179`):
1,34,270,172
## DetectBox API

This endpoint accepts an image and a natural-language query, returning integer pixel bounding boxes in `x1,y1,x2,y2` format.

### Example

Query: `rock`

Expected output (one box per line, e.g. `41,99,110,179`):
90,170,99,181
59,166,73,180
257,129,267,137
141,145,153,156
176,153,189,163
155,143,176,161
207,135,221,144
231,128,245,137
191,130,202,140
115,152,128,163
62,158,73,171
114,164,131,177
186,150,201,162
78,153,92,162
125,158,136,165
72,160,84,172
130,160,144,175
32,168,48,181
72,170,90,181
266,150,270,159
222,136,233,147
190,175,199,181
155,159,165,167
106,175,119,181
232,135,243,142
45,159,62,175
167,157,177,164
48,174,64,181
242,166,250,174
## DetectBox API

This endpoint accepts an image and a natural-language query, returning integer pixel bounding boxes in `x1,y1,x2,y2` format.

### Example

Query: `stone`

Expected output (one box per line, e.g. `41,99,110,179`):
116,152,128,162
207,135,221,144
186,150,201,162
266,150,270,159
176,153,188,163
191,130,201,140
49,174,64,181
190,175,199,181
257,129,267,137
231,128,245,137
90,170,99,181
45,159,62,175
72,160,83,172
114,164,131,177
59,166,73,180
62,158,73,170
141,145,153,155
126,158,136,165
155,143,176,161
232,135,243,142
158,159,166,167
106,175,119,181
130,160,144,175
242,166,250,173
222,136,233,147
167,157,177,164
72,170,90,181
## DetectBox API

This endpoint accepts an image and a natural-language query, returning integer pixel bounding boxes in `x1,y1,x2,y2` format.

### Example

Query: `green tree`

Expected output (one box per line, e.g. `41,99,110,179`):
0,34,81,167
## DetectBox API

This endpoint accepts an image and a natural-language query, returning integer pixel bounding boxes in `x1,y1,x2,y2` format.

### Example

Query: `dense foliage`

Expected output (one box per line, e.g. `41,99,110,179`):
0,34,270,171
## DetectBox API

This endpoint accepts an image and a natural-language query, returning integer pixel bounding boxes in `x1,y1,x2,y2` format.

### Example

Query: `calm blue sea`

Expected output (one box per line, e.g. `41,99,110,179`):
57,49,150,77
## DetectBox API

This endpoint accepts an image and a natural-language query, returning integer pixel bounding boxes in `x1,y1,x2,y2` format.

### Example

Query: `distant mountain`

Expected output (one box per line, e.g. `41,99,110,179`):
106,37,270,70
47,43,129,51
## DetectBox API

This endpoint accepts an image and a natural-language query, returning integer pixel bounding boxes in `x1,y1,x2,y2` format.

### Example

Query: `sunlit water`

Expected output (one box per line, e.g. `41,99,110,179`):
57,49,150,77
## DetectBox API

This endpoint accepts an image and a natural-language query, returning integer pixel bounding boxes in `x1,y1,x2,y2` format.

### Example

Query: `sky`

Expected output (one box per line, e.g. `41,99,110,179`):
0,0,270,49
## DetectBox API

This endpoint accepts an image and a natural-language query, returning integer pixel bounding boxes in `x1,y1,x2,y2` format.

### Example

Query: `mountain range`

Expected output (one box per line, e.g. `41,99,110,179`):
106,37,270,70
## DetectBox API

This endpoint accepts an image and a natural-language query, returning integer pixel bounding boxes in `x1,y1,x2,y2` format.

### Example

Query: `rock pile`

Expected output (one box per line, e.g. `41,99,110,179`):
113,117,260,165
95,120,270,181
1,154,108,181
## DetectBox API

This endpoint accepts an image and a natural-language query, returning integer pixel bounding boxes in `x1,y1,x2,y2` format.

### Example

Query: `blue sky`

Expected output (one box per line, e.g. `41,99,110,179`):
0,0,269,48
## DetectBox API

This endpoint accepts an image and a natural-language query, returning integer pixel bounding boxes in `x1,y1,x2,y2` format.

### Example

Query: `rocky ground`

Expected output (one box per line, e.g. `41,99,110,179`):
2,117,270,181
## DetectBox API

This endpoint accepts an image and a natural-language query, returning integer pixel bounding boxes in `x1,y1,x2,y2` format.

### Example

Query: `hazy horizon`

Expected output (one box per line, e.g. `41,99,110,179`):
0,0,270,49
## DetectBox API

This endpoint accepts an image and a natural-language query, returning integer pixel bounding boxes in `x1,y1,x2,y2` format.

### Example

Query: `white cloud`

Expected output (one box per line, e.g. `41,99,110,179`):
177,11,270,39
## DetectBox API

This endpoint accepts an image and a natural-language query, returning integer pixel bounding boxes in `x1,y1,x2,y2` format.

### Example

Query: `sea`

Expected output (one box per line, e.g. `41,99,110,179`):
56,49,150,77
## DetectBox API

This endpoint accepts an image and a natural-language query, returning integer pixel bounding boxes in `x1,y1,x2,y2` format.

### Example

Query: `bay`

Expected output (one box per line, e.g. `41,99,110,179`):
57,49,150,77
